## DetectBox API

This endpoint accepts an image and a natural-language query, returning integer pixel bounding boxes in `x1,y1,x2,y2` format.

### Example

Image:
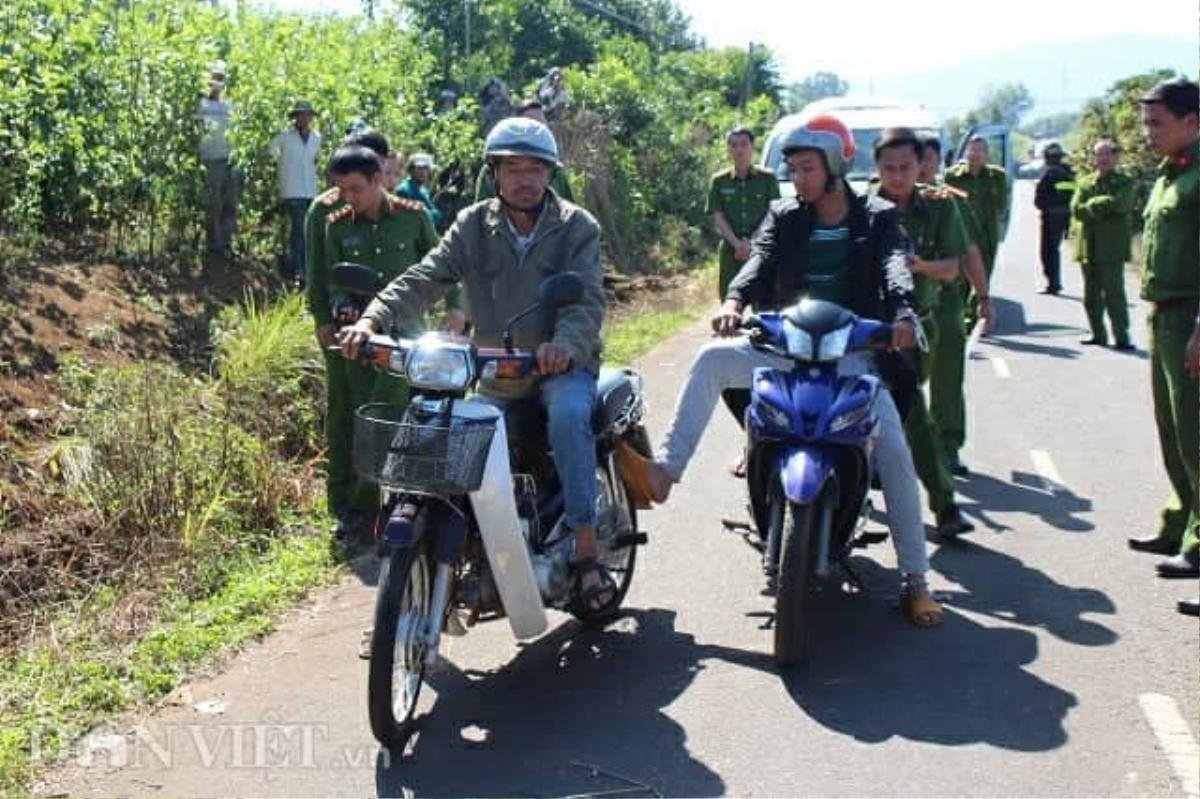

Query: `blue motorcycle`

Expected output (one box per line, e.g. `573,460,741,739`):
740,299,896,666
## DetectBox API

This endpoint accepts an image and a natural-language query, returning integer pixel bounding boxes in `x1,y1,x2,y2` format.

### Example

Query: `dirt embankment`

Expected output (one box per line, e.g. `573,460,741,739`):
0,251,703,648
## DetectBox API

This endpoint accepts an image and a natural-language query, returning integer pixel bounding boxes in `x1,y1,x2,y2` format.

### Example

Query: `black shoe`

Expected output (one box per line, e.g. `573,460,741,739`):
1128,534,1179,555
946,454,969,477
1080,336,1107,346
1039,286,1061,295
936,506,975,539
1178,597,1200,617
1113,341,1135,352
1156,550,1199,579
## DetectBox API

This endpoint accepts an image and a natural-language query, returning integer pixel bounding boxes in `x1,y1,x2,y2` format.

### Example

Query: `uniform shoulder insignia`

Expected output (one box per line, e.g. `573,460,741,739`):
940,184,969,199
386,194,426,214
327,204,355,225
754,166,776,177
315,187,341,207
986,164,1006,177
710,167,732,180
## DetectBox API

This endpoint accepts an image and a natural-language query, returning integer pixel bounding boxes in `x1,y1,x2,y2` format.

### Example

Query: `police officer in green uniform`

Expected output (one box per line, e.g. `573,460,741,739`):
917,135,993,478
306,129,392,341
309,144,440,541
873,128,974,537
945,135,1010,279
475,99,575,204
707,125,780,299
1070,138,1135,349
1125,79,1200,615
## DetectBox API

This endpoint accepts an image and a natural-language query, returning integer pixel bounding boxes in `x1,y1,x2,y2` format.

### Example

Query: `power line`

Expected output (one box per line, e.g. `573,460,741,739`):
568,0,650,36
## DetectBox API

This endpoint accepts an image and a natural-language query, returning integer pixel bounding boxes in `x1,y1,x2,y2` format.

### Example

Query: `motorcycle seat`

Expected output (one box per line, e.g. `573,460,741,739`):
592,366,637,435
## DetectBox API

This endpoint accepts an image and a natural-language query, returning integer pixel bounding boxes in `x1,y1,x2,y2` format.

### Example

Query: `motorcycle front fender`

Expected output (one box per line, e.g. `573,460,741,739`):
459,400,548,640
777,446,839,506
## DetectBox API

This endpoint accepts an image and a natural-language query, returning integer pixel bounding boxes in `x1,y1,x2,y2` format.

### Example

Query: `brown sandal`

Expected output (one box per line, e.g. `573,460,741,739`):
900,582,943,628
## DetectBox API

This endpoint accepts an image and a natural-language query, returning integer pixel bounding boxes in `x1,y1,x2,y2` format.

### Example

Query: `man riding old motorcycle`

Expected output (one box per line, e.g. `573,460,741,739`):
338,117,618,613
643,114,944,628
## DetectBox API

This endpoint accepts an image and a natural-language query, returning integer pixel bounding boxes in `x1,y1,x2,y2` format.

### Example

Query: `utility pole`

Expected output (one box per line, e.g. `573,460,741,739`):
739,42,756,111
464,0,471,59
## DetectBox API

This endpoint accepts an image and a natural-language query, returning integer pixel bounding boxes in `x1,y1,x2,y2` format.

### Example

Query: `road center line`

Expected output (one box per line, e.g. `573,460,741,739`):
1138,693,1200,799
1030,449,1064,492
991,356,1012,379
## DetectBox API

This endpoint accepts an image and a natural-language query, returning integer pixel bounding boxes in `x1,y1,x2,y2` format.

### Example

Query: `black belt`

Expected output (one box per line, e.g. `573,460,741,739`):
1152,297,1199,310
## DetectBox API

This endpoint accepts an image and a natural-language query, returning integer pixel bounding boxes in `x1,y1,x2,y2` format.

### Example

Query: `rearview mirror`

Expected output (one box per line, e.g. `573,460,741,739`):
331,262,383,297
537,272,583,308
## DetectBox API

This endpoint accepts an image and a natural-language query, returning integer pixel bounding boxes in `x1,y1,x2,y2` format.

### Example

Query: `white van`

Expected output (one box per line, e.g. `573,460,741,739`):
761,96,944,195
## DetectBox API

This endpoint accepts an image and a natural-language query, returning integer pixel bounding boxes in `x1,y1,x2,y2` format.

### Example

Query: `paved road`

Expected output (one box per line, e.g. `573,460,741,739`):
43,182,1199,798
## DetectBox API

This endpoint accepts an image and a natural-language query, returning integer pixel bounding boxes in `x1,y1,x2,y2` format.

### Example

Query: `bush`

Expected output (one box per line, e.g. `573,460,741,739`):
0,0,783,274
1,295,324,645
1072,69,1193,221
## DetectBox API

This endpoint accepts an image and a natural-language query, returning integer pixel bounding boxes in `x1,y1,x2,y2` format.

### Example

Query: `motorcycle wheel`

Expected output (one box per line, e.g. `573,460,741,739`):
773,490,830,667
570,468,638,624
368,541,433,751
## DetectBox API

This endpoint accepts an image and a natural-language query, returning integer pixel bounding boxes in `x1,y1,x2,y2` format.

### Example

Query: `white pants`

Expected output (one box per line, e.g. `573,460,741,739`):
656,338,929,575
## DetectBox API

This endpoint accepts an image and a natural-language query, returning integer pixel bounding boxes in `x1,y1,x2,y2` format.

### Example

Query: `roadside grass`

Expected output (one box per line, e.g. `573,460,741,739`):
0,293,339,794
604,260,716,364
0,533,339,794
0,263,717,794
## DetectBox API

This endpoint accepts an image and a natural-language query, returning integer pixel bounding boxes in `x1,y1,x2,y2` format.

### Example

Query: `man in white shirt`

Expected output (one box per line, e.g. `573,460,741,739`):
196,61,238,260
270,100,322,287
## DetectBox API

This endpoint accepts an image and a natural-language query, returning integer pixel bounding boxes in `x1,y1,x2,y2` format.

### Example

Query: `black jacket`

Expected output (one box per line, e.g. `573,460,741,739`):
725,187,915,321
1035,163,1075,216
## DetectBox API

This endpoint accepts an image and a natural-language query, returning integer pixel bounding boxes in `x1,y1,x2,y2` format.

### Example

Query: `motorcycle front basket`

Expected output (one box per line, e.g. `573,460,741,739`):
353,403,496,494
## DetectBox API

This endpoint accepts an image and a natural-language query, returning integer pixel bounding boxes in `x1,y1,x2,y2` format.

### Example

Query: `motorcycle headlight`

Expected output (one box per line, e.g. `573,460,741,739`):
757,401,792,433
829,402,871,433
405,337,474,391
817,324,852,362
782,322,814,360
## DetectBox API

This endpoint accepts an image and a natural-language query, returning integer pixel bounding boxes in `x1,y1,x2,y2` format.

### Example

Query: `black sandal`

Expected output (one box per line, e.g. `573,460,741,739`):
572,556,617,617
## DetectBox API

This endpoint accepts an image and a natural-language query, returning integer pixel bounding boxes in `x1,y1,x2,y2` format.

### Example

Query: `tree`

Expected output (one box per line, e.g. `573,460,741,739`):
974,82,1033,128
1073,68,1184,218
787,71,848,112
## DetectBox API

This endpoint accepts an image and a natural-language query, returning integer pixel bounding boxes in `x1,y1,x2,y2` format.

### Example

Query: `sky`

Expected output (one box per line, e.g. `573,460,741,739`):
672,0,1194,86
248,0,1197,117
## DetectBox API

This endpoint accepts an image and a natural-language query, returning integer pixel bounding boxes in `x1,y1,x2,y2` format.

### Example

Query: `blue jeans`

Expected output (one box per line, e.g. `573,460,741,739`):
283,198,310,281
540,369,599,529
482,369,598,529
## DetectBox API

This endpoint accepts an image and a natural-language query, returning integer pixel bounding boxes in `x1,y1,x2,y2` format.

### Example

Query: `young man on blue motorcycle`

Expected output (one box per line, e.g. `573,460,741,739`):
338,118,616,614
644,114,943,627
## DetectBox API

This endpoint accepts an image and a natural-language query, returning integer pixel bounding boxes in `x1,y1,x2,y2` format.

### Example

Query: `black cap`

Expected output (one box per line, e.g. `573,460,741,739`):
1138,78,1200,117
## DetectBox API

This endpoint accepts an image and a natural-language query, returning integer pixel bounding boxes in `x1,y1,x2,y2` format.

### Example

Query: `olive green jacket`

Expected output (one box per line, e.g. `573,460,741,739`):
1140,139,1199,303
945,162,1009,255
1071,169,1134,265
362,190,605,374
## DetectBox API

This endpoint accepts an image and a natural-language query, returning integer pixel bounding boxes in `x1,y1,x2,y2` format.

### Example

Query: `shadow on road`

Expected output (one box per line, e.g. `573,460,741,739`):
931,540,1118,647
955,470,1094,534
981,299,1087,360
376,608,770,798
784,559,1077,752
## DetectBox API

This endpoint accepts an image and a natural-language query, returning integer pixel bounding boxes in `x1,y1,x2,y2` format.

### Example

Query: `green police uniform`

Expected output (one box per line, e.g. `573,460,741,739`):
707,166,780,299
314,192,440,517
945,162,1009,275
1071,169,1135,346
474,165,576,204
1140,139,1199,556
877,184,970,517
928,183,982,468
